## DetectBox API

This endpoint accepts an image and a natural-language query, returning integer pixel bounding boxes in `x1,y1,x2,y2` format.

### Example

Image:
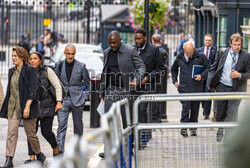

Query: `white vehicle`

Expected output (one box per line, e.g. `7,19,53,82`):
46,43,103,78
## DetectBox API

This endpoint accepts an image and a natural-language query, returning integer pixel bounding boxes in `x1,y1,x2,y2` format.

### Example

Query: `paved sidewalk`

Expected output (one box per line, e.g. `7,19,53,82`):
0,76,249,167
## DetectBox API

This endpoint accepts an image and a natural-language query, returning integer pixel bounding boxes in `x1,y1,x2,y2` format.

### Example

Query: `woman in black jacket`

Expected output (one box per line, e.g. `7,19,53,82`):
0,47,46,168
24,52,63,163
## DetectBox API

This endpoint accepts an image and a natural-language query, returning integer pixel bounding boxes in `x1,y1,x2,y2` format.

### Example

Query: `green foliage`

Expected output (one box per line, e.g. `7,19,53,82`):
128,0,172,31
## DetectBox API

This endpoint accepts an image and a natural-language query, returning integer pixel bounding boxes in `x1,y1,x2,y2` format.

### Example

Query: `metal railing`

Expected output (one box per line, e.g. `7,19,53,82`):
132,92,250,168
49,92,250,168
49,99,133,168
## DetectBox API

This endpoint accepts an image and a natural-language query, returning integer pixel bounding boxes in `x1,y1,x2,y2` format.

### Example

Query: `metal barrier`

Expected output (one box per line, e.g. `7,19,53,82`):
48,99,133,168
132,92,250,168
48,92,250,168
136,122,236,168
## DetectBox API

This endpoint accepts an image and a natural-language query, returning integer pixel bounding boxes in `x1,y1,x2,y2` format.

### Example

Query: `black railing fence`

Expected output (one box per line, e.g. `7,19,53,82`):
0,0,216,77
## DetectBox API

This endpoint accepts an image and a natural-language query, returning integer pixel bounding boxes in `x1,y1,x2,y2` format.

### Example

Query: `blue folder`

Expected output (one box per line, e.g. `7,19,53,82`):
192,65,205,79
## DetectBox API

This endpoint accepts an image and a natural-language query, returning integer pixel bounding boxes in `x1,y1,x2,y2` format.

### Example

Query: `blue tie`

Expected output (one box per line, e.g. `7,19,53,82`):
231,53,237,70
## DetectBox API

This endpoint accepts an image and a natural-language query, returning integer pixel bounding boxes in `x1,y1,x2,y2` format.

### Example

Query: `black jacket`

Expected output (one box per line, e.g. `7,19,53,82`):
207,48,250,91
99,44,145,97
38,66,56,118
136,42,165,92
171,50,210,93
0,64,40,119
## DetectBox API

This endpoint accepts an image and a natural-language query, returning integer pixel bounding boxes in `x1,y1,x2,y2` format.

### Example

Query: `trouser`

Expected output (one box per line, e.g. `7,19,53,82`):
57,96,84,153
180,101,200,132
203,82,212,116
215,82,241,122
104,86,136,128
28,116,57,155
180,101,200,123
6,110,40,157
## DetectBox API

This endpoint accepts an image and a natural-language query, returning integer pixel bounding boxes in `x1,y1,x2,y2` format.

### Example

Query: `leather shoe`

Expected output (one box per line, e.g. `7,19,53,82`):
24,159,36,164
204,115,209,120
36,152,46,163
99,152,105,159
180,129,188,138
1,156,13,168
190,131,197,136
217,128,223,142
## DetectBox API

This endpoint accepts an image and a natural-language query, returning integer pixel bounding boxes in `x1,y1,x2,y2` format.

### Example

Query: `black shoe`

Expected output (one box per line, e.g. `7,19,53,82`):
99,152,105,159
190,131,197,136
217,128,224,142
1,156,13,168
36,152,46,163
204,115,209,120
139,141,147,150
24,159,36,164
180,129,188,138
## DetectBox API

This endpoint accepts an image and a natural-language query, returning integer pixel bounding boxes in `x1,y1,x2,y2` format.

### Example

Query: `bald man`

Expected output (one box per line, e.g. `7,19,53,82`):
171,42,210,137
54,44,90,154
100,31,145,126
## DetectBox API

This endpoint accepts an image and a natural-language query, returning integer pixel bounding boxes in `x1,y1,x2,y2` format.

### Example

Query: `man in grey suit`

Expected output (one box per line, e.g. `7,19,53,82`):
207,33,250,141
54,44,90,153
100,31,145,120
99,30,145,158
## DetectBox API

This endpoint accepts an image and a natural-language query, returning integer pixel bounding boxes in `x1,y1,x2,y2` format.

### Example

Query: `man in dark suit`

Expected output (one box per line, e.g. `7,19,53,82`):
135,29,165,124
54,44,90,154
99,31,145,120
134,29,165,148
98,30,145,158
198,34,217,119
207,33,250,141
171,42,210,137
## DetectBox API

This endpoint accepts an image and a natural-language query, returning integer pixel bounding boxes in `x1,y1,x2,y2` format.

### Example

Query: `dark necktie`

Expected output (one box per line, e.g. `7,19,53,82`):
231,53,237,70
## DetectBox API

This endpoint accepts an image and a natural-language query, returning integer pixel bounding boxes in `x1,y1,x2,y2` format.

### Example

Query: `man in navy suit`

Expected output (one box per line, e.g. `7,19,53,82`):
198,34,216,119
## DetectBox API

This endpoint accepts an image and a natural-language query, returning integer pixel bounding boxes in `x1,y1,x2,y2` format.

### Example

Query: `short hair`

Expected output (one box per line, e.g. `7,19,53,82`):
204,34,213,40
152,34,161,44
65,44,76,51
135,29,147,37
230,33,242,44
108,30,121,39
12,46,29,64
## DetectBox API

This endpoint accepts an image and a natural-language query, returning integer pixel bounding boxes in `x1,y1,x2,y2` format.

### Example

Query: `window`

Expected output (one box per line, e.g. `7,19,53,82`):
243,17,250,51
217,17,227,49
120,32,135,45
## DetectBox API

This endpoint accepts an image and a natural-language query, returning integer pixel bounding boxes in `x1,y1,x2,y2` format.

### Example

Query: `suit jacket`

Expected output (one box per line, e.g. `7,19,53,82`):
207,48,250,91
99,43,145,96
0,64,40,119
171,50,210,93
197,46,217,65
55,59,90,107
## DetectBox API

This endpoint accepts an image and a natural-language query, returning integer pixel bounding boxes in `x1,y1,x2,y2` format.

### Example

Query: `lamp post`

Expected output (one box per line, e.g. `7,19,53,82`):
85,0,92,44
144,0,149,39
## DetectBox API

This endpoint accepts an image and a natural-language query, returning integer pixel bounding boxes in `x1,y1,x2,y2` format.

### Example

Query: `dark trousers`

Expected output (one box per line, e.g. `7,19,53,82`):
28,116,57,155
138,84,160,123
203,81,212,116
215,82,241,122
180,101,200,123
57,96,84,152
104,86,136,128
